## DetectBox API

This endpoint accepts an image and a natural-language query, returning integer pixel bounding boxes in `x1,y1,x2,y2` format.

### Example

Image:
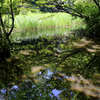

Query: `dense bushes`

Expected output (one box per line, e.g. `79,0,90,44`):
65,0,100,37
85,12,100,37
34,0,100,38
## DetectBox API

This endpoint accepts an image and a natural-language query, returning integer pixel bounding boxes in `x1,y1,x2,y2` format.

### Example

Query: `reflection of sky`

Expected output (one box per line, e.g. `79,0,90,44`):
52,89,62,97
11,85,19,91
52,89,63,100
0,69,74,100
47,69,53,76
0,85,19,100
0,89,6,94
0,89,6,100
43,69,53,79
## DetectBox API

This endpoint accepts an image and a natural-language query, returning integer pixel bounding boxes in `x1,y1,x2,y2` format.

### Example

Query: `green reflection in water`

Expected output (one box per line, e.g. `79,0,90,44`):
11,27,68,42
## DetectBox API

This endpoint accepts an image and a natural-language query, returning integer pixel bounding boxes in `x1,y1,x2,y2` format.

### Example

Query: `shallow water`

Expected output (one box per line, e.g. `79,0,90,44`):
11,27,68,42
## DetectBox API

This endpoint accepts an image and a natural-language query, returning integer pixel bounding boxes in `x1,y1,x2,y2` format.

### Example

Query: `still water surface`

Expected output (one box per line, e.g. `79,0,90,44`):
0,69,74,100
11,27,69,42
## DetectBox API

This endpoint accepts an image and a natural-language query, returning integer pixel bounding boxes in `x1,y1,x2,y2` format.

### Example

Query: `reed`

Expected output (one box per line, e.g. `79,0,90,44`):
15,12,84,32
11,12,85,41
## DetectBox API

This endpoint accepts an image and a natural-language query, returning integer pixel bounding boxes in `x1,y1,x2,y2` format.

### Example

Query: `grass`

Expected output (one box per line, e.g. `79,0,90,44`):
11,12,86,41
15,12,85,30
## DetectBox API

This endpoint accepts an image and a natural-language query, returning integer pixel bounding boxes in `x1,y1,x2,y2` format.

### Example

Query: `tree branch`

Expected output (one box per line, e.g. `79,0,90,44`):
59,6,89,19
46,1,89,19
0,12,7,35
7,0,14,38
93,0,100,11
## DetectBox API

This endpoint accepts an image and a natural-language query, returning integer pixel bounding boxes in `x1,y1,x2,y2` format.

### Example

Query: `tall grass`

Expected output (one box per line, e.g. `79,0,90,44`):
15,12,73,30
11,12,86,41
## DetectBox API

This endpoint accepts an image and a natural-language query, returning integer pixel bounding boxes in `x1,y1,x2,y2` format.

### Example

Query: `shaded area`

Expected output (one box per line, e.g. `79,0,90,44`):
1,35,100,99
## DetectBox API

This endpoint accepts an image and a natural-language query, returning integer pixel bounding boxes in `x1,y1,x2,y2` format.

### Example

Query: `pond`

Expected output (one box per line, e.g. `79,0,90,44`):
1,24,99,100
0,26,75,100
11,26,69,42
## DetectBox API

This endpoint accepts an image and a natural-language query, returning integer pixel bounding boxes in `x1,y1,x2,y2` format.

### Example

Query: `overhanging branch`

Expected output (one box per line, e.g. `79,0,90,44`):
93,0,100,11
46,1,89,19
59,6,89,19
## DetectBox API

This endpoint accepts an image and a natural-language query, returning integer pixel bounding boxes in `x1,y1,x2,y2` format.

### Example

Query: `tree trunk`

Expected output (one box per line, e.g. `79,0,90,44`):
0,47,10,60
0,38,11,61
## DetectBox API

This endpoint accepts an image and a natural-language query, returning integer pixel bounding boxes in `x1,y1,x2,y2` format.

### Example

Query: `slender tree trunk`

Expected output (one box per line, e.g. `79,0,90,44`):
0,0,14,61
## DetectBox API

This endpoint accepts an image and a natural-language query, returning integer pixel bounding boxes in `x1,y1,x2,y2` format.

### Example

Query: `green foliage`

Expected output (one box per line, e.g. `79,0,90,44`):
1,36,99,99
1,0,100,99
33,0,100,37
11,12,85,41
74,0,98,16
0,0,20,14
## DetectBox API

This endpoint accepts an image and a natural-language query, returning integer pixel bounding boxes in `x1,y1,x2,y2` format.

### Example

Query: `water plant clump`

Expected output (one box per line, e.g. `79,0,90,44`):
11,12,85,41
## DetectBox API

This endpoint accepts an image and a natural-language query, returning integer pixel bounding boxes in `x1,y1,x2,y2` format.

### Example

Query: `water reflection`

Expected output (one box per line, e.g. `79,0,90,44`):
0,89,6,95
43,69,54,79
0,69,74,100
52,89,63,100
11,27,68,42
11,85,19,91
